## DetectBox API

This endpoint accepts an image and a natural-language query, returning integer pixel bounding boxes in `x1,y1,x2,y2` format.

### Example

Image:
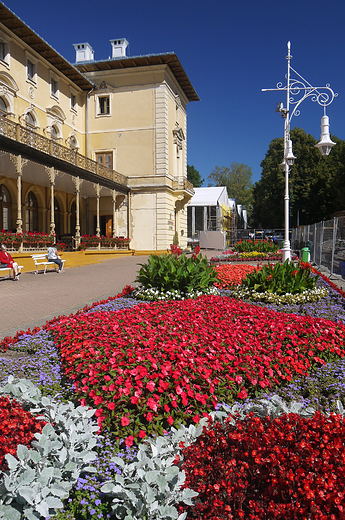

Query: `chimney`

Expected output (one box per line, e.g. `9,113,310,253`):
110,38,129,58
73,42,94,63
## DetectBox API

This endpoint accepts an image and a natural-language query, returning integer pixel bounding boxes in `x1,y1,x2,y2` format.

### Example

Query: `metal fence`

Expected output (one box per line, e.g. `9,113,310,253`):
291,217,345,275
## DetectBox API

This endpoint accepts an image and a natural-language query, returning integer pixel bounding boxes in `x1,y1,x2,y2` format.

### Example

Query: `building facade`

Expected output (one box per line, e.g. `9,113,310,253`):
0,3,198,251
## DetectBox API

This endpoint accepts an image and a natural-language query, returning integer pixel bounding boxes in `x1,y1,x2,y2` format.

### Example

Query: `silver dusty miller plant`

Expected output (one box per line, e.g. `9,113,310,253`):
0,376,98,520
101,411,229,520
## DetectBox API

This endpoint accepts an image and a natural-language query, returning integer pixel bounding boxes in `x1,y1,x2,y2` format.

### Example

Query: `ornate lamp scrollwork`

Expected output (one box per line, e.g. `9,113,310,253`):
262,41,337,263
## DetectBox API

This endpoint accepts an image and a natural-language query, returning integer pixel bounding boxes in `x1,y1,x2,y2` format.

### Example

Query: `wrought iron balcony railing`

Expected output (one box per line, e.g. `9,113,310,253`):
0,115,128,187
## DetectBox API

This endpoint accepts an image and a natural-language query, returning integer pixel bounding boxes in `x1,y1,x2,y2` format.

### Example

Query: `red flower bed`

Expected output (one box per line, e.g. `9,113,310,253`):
50,295,345,445
0,396,46,471
179,411,345,519
214,264,258,288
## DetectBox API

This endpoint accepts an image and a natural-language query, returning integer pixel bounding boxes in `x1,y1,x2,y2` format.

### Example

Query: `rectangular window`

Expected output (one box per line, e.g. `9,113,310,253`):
27,60,36,82
51,78,57,96
50,74,59,99
0,33,10,67
71,93,77,110
98,96,110,115
96,152,112,170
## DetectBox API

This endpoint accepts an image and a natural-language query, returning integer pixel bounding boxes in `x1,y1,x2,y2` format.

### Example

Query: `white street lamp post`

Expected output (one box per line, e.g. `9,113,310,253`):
262,41,337,262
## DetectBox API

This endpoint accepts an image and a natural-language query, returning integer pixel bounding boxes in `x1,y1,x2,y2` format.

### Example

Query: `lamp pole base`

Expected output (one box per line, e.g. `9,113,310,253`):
282,243,291,263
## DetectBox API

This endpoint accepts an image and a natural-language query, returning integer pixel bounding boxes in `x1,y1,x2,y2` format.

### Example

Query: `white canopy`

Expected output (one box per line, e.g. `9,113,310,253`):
188,186,229,207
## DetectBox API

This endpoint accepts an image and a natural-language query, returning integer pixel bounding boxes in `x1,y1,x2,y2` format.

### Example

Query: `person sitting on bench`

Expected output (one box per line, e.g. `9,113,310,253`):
47,246,64,273
0,243,20,281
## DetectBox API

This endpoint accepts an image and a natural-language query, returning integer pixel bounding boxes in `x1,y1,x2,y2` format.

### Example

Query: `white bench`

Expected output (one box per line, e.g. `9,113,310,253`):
31,254,66,274
0,264,23,279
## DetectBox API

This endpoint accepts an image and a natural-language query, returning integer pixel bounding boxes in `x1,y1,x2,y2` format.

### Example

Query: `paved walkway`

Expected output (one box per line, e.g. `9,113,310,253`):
0,255,149,341
0,250,221,342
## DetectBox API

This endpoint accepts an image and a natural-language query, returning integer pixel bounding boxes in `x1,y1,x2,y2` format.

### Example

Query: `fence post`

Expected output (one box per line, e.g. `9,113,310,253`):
331,217,338,275
313,223,317,263
319,221,325,266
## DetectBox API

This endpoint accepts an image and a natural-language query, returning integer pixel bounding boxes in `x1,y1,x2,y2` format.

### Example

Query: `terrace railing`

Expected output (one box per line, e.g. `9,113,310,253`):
0,115,128,187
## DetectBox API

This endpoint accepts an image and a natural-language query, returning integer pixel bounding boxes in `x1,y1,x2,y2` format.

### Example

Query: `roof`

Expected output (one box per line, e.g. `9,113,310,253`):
0,2,93,91
188,186,229,206
75,53,200,102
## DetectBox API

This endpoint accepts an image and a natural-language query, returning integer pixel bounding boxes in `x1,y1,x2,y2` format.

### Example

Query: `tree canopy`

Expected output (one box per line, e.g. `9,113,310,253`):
208,163,253,211
187,165,204,188
252,127,345,228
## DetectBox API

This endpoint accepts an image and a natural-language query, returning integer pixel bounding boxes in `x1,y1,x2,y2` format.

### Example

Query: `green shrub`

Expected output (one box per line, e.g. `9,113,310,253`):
135,252,218,295
240,259,318,295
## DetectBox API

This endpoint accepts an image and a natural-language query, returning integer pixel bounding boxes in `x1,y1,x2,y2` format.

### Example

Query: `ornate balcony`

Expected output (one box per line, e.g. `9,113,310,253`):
0,115,128,191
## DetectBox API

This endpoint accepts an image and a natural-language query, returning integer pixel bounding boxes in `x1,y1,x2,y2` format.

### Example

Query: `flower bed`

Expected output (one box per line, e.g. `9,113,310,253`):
210,251,299,263
0,230,55,250
80,235,131,249
3,266,345,518
0,395,46,471
234,239,279,253
49,295,345,445
179,411,345,519
214,263,258,288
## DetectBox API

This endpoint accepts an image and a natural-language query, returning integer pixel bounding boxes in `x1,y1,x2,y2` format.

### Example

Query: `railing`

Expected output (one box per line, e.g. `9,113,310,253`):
172,178,194,193
0,115,128,187
291,218,345,276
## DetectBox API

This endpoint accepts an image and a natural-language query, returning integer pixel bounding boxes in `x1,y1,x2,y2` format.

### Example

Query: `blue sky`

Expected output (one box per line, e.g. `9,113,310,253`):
6,0,345,185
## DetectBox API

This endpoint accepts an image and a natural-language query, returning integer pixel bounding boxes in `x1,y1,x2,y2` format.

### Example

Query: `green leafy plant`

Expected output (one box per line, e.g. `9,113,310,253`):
135,252,218,295
240,259,318,295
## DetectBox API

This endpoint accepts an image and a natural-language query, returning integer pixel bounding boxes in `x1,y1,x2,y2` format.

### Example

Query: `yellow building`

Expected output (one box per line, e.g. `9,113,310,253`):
0,3,198,251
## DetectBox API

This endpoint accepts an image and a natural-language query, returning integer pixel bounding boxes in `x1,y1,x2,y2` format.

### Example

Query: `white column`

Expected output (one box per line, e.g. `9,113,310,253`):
203,206,207,231
72,176,83,246
112,190,117,239
46,167,56,237
93,183,101,237
9,154,28,236
16,170,23,235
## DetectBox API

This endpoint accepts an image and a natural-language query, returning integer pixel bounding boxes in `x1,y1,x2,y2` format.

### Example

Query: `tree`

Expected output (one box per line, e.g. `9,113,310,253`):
252,127,345,228
208,163,253,211
187,165,204,188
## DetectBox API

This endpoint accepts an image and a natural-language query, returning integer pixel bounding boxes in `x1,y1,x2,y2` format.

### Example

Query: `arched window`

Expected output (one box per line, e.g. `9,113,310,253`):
0,185,11,230
25,112,35,129
25,191,38,232
70,200,76,234
51,125,58,140
69,135,77,149
0,97,7,116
